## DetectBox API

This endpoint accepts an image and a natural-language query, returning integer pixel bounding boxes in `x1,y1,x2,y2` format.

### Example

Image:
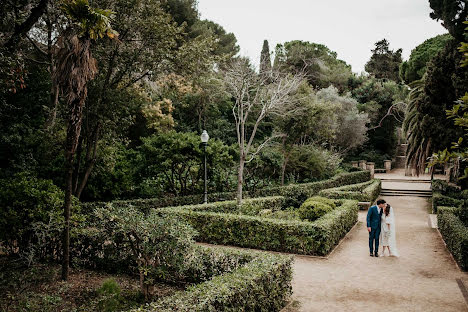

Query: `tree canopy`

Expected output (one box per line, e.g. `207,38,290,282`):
365,39,403,82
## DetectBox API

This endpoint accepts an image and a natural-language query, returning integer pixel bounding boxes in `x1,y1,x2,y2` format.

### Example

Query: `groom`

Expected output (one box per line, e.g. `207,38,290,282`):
367,199,386,257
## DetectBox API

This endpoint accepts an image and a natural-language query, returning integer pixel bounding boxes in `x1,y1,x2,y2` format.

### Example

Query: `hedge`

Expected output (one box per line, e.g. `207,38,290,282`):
134,250,293,312
72,221,293,311
81,170,370,212
318,179,381,203
157,199,359,256
432,192,463,213
437,206,468,271
80,191,244,214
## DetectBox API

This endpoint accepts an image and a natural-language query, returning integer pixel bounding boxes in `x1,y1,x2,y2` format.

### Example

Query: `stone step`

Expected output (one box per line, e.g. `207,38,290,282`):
381,188,432,194
379,178,431,183
380,189,432,198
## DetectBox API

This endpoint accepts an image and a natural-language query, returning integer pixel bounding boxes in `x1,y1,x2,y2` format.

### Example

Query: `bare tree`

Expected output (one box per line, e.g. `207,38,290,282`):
223,59,303,205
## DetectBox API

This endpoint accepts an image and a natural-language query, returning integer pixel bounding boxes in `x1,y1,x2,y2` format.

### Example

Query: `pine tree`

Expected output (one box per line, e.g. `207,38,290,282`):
260,40,272,74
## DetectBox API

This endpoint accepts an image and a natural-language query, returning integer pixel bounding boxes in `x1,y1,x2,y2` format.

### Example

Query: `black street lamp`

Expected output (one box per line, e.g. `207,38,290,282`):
201,130,209,204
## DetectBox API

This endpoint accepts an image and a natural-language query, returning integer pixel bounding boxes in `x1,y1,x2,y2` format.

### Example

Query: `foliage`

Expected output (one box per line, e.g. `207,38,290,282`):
365,39,402,82
92,205,196,298
432,192,464,213
429,0,467,41
251,170,371,207
96,279,123,312
297,196,336,221
260,39,272,74
133,251,293,312
0,174,79,256
316,86,369,152
350,78,407,157
437,206,468,270
412,36,468,177
400,34,452,84
274,40,353,91
136,131,235,197
319,179,382,203
157,199,358,256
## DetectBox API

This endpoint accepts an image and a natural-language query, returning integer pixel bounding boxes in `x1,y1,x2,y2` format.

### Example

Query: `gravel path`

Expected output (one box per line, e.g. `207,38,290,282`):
289,195,468,312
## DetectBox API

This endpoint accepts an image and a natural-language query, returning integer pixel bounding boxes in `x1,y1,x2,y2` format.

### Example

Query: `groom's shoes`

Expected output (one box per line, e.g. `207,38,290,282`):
370,253,374,257
374,252,379,257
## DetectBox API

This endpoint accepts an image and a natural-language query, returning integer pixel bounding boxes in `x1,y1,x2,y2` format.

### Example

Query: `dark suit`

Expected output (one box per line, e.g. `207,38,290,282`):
366,205,382,254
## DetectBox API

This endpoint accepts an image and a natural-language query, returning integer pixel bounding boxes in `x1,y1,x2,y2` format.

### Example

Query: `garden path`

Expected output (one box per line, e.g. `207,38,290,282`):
289,176,468,312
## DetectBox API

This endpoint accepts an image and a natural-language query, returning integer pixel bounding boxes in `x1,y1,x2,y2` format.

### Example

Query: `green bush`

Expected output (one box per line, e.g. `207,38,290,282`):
81,191,245,214
432,192,463,213
132,252,293,312
0,173,79,256
81,171,370,213
297,197,335,221
96,279,123,312
157,199,359,256
318,179,381,203
437,206,468,271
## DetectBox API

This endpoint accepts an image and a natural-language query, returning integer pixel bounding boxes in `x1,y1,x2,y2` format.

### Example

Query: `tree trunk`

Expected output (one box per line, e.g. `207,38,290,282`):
237,154,245,206
61,95,86,280
281,155,289,186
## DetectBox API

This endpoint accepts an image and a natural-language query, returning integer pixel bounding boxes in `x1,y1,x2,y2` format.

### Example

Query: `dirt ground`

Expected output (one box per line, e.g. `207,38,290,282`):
290,195,468,312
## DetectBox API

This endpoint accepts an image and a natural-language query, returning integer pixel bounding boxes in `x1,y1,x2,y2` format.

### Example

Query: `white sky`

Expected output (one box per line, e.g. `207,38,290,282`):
197,0,448,73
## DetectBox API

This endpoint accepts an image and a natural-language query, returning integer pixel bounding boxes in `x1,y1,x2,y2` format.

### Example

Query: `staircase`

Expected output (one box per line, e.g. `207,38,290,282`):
380,188,432,198
378,173,432,198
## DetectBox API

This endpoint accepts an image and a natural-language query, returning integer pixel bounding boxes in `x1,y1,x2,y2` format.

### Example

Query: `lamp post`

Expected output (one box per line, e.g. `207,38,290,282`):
201,130,209,204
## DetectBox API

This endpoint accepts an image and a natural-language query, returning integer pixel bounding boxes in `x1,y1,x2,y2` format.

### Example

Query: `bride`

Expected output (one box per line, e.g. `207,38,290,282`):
380,203,399,257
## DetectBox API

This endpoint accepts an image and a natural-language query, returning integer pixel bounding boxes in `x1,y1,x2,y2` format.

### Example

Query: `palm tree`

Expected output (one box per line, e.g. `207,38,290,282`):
403,79,431,176
54,0,116,280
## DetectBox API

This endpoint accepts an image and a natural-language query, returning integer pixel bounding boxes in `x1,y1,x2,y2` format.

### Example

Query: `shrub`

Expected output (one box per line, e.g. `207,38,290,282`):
96,279,123,312
81,170,370,213
157,199,359,256
318,179,381,203
0,173,80,256
297,197,335,221
437,206,468,271
132,252,293,312
92,205,197,299
432,192,463,213
81,191,245,215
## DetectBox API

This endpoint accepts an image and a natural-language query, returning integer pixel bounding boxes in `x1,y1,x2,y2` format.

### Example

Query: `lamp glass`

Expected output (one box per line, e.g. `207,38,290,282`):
201,130,209,143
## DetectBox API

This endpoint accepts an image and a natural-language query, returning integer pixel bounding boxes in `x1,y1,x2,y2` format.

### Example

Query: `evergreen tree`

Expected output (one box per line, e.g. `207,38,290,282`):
365,39,402,82
260,40,272,74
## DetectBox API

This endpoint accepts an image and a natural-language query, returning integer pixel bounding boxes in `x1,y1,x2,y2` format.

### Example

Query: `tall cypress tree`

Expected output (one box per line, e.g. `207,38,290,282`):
260,40,272,74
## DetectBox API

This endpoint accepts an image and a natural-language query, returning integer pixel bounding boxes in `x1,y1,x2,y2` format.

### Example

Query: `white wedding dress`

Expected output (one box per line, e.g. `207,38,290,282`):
380,206,399,257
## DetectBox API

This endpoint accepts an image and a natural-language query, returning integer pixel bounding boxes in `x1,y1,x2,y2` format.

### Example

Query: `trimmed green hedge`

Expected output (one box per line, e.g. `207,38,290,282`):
73,219,294,311
157,199,359,256
437,206,468,271
134,250,293,312
80,191,244,214
81,171,370,212
318,179,381,203
432,192,463,213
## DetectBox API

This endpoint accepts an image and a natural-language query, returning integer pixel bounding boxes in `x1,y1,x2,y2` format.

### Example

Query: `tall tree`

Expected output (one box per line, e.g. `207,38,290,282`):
54,0,116,280
429,0,467,41
223,59,303,204
403,39,467,175
365,39,402,82
260,40,272,75
400,34,452,84
274,40,353,91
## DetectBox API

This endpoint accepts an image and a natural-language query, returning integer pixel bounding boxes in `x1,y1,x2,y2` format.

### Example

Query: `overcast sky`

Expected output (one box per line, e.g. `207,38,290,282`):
197,0,448,73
